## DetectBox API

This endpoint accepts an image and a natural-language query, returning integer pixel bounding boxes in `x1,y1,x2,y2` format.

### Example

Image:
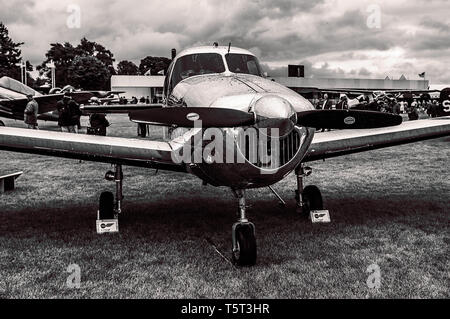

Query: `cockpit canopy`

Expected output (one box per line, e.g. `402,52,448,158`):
171,53,225,89
165,49,264,95
225,53,262,76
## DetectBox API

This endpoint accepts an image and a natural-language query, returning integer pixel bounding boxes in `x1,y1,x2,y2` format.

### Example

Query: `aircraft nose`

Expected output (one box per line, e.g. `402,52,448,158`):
252,95,297,137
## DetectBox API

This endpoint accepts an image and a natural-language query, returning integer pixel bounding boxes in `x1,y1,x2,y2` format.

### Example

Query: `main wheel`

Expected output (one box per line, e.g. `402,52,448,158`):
99,191,115,219
298,185,323,217
232,224,257,266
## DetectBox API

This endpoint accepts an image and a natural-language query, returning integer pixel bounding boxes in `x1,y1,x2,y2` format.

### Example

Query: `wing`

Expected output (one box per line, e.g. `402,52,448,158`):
304,117,450,162
0,92,93,120
0,127,186,172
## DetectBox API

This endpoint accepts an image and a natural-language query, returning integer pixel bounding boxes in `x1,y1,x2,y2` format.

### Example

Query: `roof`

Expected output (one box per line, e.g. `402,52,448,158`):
177,46,255,58
111,75,165,88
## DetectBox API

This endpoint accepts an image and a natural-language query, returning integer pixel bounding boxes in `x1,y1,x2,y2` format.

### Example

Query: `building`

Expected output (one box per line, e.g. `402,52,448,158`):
270,76,429,93
111,75,164,101
111,73,430,103
269,76,430,106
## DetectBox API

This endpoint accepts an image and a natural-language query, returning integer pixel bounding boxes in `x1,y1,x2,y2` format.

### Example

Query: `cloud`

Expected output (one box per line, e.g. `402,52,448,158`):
1,0,449,83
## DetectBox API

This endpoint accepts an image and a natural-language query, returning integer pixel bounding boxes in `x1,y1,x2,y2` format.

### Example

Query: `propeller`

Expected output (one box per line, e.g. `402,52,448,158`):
296,109,402,129
127,107,402,130
129,107,255,127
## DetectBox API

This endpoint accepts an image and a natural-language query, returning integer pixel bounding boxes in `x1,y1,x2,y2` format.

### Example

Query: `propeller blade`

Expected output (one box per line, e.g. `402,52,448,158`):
80,104,162,114
129,107,256,127
296,110,402,129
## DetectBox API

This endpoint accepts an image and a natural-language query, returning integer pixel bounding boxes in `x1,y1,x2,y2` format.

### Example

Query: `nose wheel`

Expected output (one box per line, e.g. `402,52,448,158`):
231,189,257,266
232,223,256,266
295,164,323,217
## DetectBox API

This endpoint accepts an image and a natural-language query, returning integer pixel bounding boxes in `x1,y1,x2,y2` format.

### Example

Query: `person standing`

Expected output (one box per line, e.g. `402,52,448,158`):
88,113,109,136
321,94,332,110
392,100,401,115
408,100,419,121
24,94,39,129
336,95,348,110
431,100,439,118
69,98,82,133
57,94,76,133
320,94,332,132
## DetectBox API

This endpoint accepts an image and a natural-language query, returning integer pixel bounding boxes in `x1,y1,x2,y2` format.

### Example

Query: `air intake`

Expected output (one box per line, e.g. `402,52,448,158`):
237,128,304,169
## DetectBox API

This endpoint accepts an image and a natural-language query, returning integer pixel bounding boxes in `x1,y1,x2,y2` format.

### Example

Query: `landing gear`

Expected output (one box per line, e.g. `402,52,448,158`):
100,164,124,218
295,164,323,217
231,189,257,266
0,120,5,126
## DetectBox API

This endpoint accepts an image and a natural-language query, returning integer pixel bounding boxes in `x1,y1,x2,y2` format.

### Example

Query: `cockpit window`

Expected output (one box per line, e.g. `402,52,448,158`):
225,54,262,76
170,53,225,89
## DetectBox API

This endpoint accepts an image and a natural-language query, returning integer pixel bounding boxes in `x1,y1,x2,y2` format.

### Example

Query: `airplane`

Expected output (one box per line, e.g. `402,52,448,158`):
0,77,102,124
0,45,449,267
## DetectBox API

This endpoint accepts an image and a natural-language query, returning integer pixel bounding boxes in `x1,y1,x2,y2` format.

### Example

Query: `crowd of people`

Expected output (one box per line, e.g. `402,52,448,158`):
313,94,443,122
116,95,159,105
22,92,443,136
22,93,161,137
24,93,109,136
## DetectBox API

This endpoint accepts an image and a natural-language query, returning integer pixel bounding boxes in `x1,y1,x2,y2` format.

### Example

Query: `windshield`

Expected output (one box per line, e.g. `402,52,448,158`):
171,53,225,89
225,54,263,76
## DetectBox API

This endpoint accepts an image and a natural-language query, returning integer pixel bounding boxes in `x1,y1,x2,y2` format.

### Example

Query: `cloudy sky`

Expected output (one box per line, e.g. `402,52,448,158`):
1,0,450,83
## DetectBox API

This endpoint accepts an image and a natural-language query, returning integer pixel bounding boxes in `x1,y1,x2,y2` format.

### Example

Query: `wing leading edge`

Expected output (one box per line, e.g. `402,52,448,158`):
305,117,450,162
0,127,186,172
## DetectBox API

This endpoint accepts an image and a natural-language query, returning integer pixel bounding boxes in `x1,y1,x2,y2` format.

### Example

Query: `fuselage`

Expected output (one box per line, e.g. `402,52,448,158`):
161,46,316,188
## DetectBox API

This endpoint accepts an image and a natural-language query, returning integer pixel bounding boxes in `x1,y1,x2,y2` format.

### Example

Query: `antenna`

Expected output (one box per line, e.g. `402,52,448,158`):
228,42,231,53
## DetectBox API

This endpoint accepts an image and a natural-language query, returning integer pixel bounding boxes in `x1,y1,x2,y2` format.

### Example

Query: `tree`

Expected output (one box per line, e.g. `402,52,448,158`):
0,22,24,80
77,37,115,68
41,38,115,88
117,60,140,75
41,42,78,87
139,56,171,75
68,56,110,90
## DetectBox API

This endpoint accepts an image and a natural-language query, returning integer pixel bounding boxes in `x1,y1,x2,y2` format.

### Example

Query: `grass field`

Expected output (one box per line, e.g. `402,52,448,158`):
0,115,448,299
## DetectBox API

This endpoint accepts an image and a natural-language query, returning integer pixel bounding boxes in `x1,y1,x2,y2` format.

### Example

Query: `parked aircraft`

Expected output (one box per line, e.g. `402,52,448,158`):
1,46,449,266
0,78,127,123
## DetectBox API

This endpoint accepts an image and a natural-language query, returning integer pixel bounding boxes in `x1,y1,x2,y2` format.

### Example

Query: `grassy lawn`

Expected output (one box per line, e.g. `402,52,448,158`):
0,115,448,299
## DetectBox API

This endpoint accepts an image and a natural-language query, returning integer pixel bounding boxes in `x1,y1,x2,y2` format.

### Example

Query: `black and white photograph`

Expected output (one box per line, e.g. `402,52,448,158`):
0,0,449,305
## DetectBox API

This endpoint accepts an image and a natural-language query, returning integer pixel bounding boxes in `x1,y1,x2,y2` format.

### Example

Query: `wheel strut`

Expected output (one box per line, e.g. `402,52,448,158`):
231,189,256,266
295,164,312,212
105,164,124,216
114,164,123,215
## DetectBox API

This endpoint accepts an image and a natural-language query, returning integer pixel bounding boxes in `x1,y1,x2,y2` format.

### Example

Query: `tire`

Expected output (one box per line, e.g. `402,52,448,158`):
299,185,323,217
99,191,115,219
232,224,257,266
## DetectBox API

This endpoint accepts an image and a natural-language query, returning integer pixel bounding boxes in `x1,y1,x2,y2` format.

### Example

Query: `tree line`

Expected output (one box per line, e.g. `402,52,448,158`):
0,22,171,91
